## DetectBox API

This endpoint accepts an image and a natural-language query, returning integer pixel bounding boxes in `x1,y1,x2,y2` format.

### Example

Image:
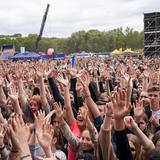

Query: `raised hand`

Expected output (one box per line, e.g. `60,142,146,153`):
0,124,6,146
0,110,5,124
34,110,46,137
102,68,111,81
134,99,144,120
111,89,132,120
0,76,4,87
28,78,36,87
143,69,150,78
120,75,126,89
76,79,83,92
36,123,53,151
123,73,130,83
120,65,126,76
56,74,69,87
45,68,58,79
124,116,138,130
14,64,23,80
8,115,30,151
53,102,64,122
36,64,44,78
80,70,90,85
6,81,13,90
77,71,90,97
105,102,113,117
45,110,56,124
8,90,19,103
149,115,160,128
8,82,17,96
68,68,77,77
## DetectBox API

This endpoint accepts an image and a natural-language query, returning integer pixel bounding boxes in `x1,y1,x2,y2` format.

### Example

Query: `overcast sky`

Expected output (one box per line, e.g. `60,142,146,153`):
0,0,159,38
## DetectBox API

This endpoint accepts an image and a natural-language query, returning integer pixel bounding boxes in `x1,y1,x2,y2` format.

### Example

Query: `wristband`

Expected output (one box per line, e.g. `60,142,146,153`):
20,154,31,160
11,149,19,153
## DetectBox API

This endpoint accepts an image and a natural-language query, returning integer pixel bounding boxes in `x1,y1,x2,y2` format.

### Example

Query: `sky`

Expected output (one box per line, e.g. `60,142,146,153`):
0,0,159,38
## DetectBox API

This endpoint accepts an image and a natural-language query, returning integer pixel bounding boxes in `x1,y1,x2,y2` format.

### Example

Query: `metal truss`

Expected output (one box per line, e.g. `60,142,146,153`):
144,12,160,56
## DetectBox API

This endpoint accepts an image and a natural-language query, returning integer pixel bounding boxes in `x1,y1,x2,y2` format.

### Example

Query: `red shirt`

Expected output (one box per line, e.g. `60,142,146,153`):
68,120,80,160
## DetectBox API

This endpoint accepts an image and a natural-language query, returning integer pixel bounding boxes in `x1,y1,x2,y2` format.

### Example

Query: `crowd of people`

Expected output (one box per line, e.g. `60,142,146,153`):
0,55,160,160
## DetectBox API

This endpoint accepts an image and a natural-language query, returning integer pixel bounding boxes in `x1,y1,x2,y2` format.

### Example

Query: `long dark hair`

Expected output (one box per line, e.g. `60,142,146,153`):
76,128,96,160
53,127,65,151
76,150,96,160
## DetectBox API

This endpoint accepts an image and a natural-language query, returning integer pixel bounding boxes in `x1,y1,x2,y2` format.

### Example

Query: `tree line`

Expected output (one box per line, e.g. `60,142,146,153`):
0,27,143,54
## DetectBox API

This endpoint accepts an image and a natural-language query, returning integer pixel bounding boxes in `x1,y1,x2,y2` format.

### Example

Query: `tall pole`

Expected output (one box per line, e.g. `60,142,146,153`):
35,4,50,52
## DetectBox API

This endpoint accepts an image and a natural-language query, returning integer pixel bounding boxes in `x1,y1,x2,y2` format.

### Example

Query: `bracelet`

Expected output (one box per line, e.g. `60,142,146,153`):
0,145,5,151
20,154,31,160
105,114,112,118
85,95,90,98
11,149,19,153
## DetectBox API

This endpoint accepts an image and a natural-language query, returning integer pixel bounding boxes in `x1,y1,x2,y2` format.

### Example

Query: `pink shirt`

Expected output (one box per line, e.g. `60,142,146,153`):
68,120,80,160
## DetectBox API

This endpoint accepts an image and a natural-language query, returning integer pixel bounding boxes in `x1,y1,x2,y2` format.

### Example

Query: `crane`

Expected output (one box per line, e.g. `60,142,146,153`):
35,4,50,52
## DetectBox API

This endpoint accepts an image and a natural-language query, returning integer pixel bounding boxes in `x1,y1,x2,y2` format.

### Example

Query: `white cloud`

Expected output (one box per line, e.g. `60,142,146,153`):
0,0,159,37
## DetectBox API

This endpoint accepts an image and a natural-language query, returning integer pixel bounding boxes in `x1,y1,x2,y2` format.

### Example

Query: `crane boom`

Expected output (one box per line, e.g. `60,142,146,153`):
36,4,50,52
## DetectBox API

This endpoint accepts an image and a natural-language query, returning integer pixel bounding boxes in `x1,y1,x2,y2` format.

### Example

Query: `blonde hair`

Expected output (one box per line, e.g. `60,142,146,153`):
30,95,42,109
127,134,141,160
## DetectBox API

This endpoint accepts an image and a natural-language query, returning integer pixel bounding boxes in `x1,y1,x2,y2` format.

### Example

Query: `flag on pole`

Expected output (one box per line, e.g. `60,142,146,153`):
71,55,75,68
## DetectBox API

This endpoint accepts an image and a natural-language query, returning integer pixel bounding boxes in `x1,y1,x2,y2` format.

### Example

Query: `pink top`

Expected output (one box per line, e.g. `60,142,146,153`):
68,120,80,160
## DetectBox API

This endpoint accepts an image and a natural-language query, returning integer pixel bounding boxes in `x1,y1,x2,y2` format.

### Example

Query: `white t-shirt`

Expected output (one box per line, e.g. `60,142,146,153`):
152,110,160,119
53,150,67,160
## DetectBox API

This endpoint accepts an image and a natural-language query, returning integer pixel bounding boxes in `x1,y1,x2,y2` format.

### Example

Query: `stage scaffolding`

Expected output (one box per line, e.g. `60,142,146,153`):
144,12,160,56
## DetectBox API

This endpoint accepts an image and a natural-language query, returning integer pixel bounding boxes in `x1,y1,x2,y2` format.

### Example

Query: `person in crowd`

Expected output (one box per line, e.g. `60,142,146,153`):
0,56,159,160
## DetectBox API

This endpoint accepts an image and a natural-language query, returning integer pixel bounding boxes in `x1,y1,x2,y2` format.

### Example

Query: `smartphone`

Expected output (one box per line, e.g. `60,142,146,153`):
144,104,152,119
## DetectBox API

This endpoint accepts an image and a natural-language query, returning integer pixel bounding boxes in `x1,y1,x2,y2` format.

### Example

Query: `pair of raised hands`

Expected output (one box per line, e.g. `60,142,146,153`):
110,85,132,120
34,110,56,151
55,69,90,95
105,99,138,131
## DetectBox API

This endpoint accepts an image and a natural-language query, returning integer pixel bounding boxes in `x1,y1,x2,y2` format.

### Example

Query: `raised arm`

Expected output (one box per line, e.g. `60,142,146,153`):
0,76,7,104
56,74,75,127
15,64,28,107
78,72,101,118
35,111,53,158
124,116,155,152
0,124,9,158
48,75,64,107
54,102,80,149
133,99,144,123
8,115,31,160
36,65,50,111
8,89,23,115
97,102,117,160
111,88,133,160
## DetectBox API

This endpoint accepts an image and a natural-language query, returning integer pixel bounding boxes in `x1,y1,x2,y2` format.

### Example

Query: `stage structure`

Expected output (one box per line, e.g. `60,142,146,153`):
144,12,160,56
